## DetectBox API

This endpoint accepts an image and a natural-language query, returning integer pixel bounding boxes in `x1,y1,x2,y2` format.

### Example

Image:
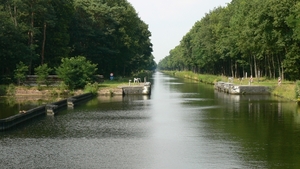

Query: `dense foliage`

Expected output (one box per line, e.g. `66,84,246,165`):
14,62,28,86
158,0,300,81
296,81,300,100
0,0,155,84
56,56,98,89
34,64,52,86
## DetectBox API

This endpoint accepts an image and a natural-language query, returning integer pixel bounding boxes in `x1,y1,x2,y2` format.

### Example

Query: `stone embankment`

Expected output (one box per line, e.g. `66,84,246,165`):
1,82,152,130
0,105,46,131
0,93,94,130
15,88,123,96
215,81,270,95
121,82,151,95
15,88,50,96
97,88,123,95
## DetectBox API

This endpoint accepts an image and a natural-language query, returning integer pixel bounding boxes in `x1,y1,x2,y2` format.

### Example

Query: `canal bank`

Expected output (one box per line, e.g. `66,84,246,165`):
0,93,95,130
214,81,270,95
1,82,152,130
163,71,300,102
1,72,300,168
4,82,150,96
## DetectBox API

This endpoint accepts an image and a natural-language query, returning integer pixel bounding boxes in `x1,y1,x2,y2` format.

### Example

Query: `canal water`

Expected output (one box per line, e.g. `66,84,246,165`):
1,72,300,168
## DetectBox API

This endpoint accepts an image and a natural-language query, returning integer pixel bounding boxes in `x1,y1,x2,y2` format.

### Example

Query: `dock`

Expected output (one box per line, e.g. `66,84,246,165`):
120,82,151,95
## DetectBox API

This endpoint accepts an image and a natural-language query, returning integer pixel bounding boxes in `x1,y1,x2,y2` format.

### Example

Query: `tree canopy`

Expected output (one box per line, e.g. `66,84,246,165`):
158,0,300,81
0,0,155,84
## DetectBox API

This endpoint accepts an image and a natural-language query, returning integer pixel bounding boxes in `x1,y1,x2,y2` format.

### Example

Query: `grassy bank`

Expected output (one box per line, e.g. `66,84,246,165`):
163,71,299,102
0,81,127,97
0,71,153,97
2,70,298,102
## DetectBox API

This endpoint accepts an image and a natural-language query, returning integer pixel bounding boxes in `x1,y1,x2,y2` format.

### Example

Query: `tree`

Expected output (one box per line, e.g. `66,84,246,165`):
14,61,29,86
69,0,154,76
158,0,300,81
34,64,53,86
1,0,154,81
0,1,31,76
56,56,98,90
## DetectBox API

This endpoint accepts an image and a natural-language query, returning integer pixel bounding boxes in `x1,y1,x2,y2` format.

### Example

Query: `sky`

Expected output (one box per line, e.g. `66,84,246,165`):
127,0,232,63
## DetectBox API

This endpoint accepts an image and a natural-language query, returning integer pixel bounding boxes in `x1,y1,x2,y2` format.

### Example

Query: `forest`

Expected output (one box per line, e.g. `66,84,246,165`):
0,0,156,84
158,0,300,81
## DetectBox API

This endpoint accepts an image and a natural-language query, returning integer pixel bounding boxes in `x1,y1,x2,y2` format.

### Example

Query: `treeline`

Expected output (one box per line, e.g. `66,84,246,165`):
0,0,156,84
158,0,300,81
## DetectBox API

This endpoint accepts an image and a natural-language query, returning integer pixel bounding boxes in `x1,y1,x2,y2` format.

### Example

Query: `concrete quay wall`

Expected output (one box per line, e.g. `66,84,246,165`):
0,105,45,130
0,93,94,130
121,83,151,95
215,81,270,95
67,93,94,107
46,99,68,115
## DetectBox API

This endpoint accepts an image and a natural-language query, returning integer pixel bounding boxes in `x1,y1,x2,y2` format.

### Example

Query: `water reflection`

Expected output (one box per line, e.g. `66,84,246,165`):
0,96,66,119
1,72,300,168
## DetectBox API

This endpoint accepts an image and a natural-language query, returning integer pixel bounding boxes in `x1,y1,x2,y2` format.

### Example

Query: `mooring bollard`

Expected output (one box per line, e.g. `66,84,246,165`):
144,82,151,86
46,104,58,115
67,98,77,107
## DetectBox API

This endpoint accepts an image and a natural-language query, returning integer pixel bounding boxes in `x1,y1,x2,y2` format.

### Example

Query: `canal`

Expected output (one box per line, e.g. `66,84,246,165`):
1,72,300,168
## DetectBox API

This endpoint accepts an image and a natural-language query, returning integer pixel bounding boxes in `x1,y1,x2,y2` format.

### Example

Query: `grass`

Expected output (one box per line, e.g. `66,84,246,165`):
98,77,136,89
3,71,297,102
99,80,128,88
0,76,144,97
166,71,220,84
272,84,296,101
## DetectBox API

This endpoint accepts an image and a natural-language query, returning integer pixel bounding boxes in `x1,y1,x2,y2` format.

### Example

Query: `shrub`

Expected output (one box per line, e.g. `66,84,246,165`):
14,61,28,86
56,56,98,90
0,85,6,96
296,80,300,99
34,64,53,86
84,82,99,94
0,75,13,84
59,81,68,91
131,70,153,82
6,84,16,96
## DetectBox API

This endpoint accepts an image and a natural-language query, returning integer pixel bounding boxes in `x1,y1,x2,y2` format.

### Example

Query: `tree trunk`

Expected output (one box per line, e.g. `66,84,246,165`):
235,61,238,78
41,22,47,65
272,53,276,79
267,55,272,78
231,60,234,77
253,55,258,78
28,3,35,74
277,54,281,79
14,4,17,26
8,3,18,26
123,64,126,76
281,63,284,81
249,55,253,77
